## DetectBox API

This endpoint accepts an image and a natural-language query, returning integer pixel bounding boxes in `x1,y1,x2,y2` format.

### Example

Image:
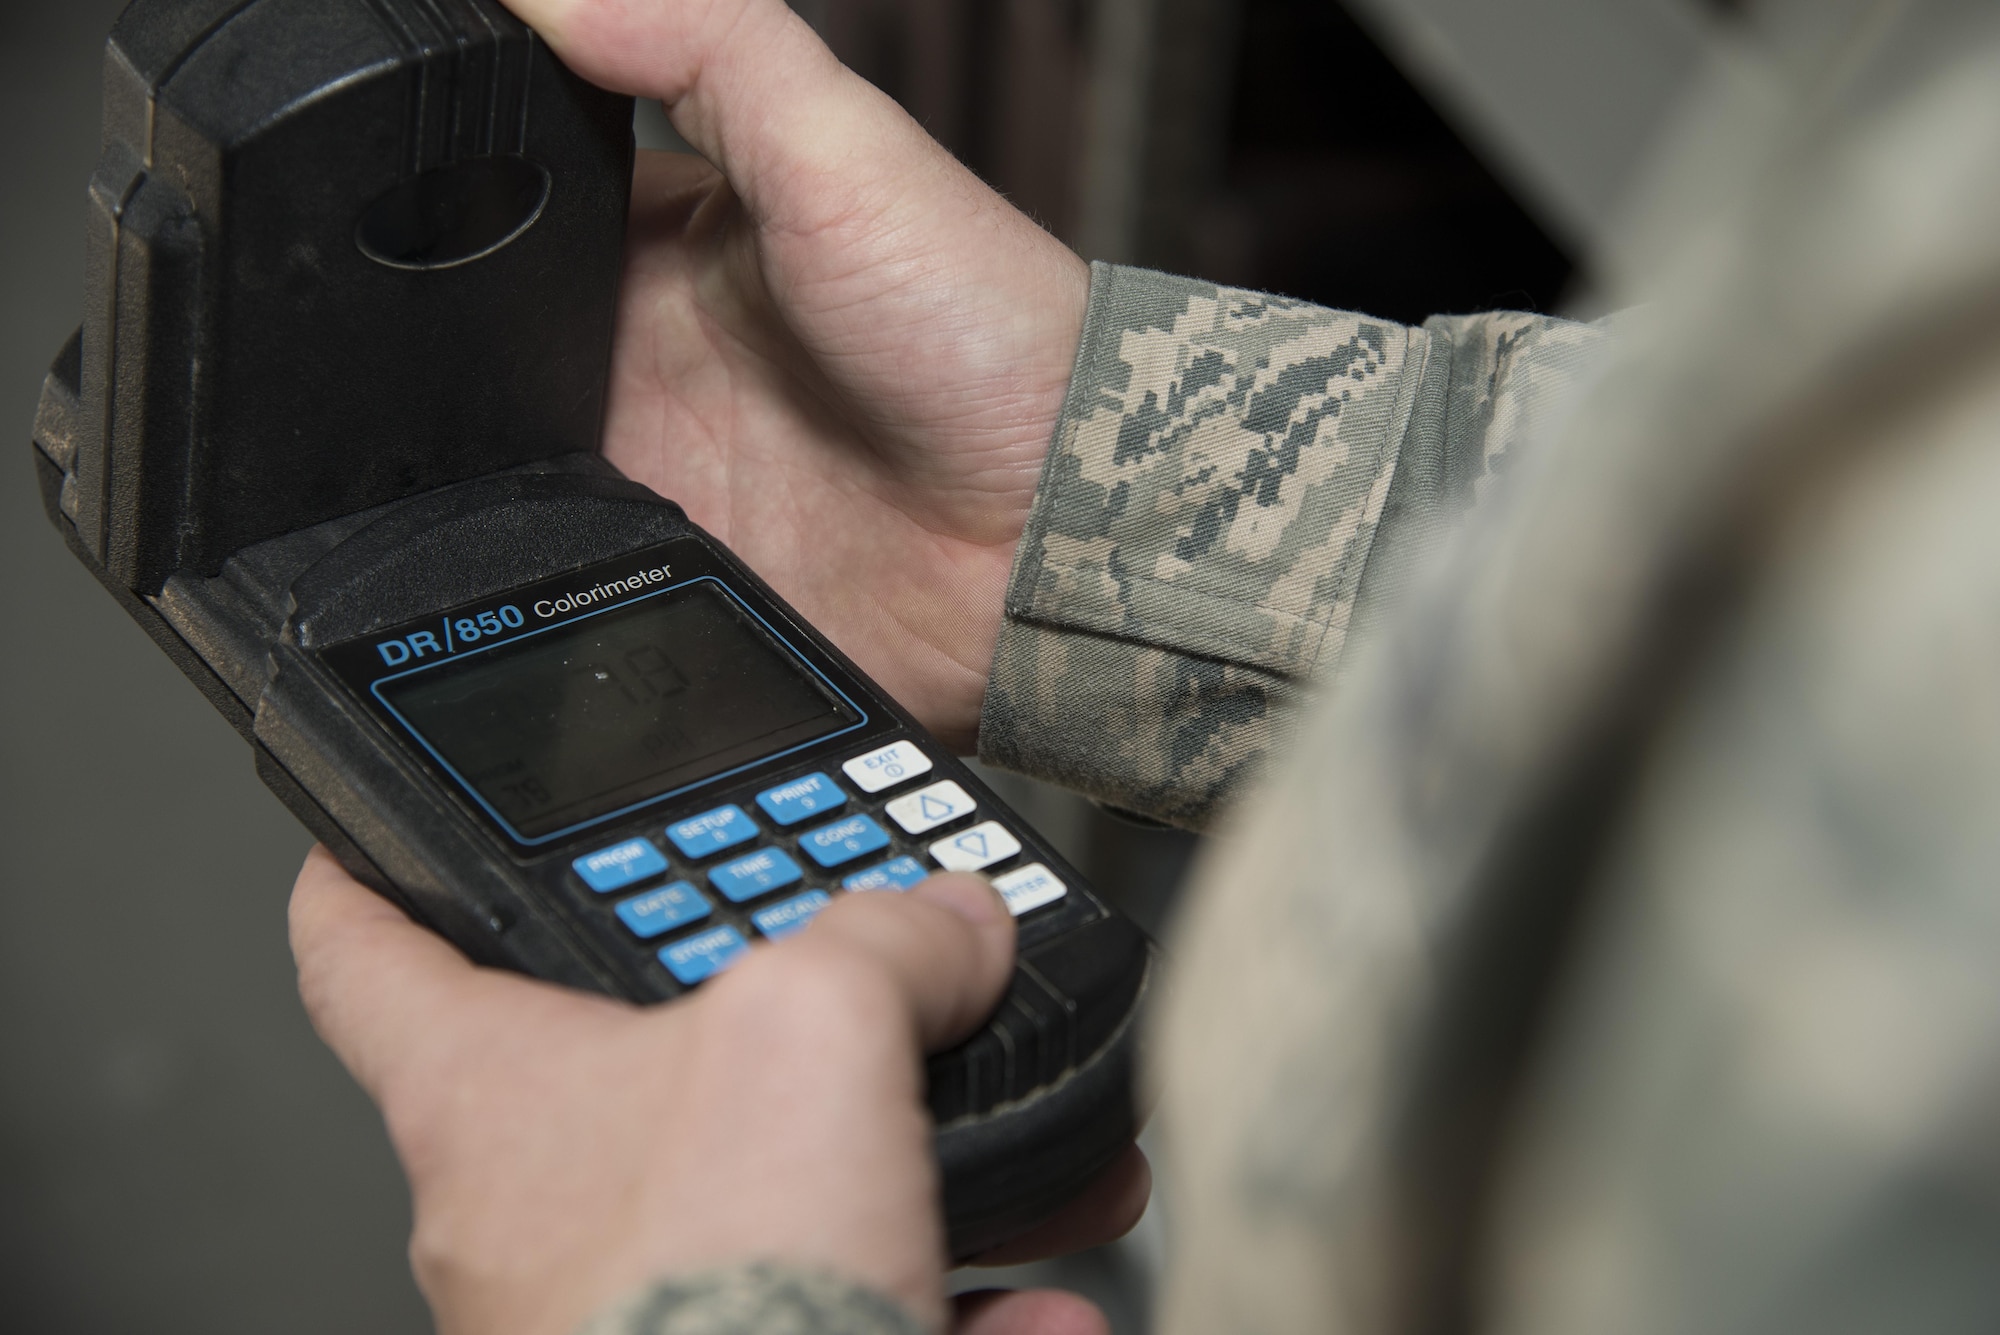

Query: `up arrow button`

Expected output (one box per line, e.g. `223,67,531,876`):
886,780,977,835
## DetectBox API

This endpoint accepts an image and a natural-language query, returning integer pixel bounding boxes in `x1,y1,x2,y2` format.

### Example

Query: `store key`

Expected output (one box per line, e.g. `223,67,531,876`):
38,0,1151,1265
660,926,750,985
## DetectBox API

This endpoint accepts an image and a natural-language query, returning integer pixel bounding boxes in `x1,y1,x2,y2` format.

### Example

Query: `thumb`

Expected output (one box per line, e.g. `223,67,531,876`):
288,846,603,1105
500,0,938,224
772,872,1019,1052
955,1289,1110,1335
290,845,474,1102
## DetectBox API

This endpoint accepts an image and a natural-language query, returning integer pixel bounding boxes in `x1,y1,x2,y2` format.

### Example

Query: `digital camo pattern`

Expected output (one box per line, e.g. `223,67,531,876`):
1346,309,1616,648
980,263,1609,827
576,1264,921,1335
1431,310,1612,508
983,616,1307,829
1011,265,1424,680
1154,19,2000,1335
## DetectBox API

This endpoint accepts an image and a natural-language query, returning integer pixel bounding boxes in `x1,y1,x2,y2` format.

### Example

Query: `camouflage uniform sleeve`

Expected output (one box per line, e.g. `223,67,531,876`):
574,1264,927,1335
978,262,1612,828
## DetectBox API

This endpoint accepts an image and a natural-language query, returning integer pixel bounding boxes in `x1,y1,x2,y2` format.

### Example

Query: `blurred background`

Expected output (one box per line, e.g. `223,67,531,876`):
0,0,1729,1329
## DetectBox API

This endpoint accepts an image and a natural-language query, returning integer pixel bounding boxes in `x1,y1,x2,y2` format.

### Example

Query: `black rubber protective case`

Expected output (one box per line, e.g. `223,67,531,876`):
31,0,1149,1258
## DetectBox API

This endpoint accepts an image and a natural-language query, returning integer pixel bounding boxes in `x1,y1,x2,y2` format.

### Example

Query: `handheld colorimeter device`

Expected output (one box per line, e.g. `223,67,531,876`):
31,0,1149,1256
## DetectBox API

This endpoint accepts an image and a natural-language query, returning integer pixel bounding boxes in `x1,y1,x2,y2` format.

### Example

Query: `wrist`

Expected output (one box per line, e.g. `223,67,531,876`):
872,250,1088,750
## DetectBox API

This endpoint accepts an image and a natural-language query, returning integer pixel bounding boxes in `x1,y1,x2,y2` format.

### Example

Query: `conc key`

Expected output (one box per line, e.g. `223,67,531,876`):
799,814,892,869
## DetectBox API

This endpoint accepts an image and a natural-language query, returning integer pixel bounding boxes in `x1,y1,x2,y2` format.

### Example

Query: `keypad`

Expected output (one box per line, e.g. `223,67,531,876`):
660,925,750,984
573,838,669,893
755,773,846,826
751,890,831,940
563,743,1076,990
885,780,976,836
667,805,758,859
929,821,1021,873
614,882,711,939
843,856,930,892
710,847,805,902
799,814,892,869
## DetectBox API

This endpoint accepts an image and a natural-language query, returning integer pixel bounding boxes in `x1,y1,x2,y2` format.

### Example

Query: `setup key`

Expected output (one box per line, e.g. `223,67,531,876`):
667,805,758,859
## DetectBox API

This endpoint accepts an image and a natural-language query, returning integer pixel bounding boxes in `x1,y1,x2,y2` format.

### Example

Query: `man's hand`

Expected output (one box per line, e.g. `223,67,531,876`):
502,0,1089,752
292,849,1146,1335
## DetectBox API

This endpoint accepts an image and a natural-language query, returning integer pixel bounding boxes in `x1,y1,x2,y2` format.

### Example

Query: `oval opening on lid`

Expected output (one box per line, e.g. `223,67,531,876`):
356,155,552,271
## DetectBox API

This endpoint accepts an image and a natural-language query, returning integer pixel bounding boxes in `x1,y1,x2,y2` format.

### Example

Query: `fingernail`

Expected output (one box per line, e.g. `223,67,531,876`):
913,873,1007,928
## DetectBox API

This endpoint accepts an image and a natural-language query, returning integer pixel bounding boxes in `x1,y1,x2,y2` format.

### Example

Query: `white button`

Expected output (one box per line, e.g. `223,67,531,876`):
929,821,1021,873
885,781,977,835
992,864,1067,917
841,741,934,794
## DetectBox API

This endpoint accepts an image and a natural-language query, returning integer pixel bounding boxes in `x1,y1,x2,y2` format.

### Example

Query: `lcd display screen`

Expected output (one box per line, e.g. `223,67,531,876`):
377,583,858,840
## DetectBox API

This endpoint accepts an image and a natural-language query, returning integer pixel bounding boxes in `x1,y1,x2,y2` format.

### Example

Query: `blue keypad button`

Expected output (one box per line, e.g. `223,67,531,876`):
708,847,804,902
799,814,892,869
755,772,847,826
666,805,758,859
614,882,712,940
572,838,669,894
751,890,832,941
843,856,930,893
659,925,750,985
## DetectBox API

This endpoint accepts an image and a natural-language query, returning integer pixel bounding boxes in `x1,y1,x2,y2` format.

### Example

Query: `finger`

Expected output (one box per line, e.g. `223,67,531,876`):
499,0,814,104
780,873,1017,1051
953,1289,1109,1335
288,847,498,1102
967,1146,1152,1268
500,0,958,226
